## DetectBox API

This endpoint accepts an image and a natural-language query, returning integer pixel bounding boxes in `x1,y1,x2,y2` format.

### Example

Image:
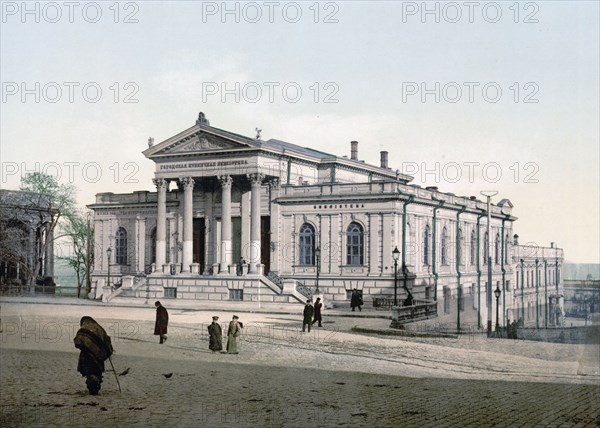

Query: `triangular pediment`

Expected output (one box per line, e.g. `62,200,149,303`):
168,132,239,153
143,125,259,159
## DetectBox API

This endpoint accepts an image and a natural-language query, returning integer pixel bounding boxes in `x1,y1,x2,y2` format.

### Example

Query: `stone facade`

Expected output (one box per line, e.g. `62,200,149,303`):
0,189,55,289
87,113,564,328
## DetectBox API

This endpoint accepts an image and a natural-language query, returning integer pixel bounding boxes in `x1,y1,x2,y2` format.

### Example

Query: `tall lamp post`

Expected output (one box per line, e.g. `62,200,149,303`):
392,246,400,306
315,246,321,294
494,284,501,333
481,190,498,338
106,247,112,290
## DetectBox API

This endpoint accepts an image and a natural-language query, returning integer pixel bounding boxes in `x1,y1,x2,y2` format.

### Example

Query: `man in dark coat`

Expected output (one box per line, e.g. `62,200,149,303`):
351,289,363,312
154,301,169,344
73,316,113,395
312,297,323,327
302,299,314,332
208,316,223,352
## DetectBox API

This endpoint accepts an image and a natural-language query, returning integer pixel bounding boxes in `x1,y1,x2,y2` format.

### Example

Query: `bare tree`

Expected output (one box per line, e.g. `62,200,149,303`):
59,209,94,298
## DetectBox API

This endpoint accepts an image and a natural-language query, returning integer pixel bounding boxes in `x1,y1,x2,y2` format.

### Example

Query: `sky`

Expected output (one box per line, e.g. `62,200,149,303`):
1,1,598,263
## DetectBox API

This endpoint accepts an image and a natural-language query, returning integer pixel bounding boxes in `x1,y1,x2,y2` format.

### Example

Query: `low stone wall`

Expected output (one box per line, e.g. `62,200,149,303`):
390,301,438,329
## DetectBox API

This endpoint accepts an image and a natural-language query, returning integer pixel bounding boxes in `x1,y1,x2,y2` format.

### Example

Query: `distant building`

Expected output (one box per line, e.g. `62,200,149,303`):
88,113,564,329
0,189,55,290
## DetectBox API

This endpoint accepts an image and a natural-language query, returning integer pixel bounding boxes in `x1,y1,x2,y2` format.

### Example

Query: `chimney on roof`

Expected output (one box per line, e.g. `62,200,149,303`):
513,234,519,245
550,242,554,248
380,151,388,169
350,141,358,160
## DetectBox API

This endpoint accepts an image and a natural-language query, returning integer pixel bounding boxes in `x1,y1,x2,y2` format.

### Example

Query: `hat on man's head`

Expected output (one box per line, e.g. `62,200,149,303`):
212,316,219,320
232,315,239,319
155,301,161,306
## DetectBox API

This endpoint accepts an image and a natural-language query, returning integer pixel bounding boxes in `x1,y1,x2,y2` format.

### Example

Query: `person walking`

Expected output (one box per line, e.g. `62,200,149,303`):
226,315,243,354
351,289,363,312
302,299,314,332
73,316,114,395
154,301,169,344
312,297,323,327
208,316,223,352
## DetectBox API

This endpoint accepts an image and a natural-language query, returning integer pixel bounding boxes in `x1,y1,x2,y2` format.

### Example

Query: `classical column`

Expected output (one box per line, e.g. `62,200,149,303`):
153,178,168,270
248,173,263,274
44,223,54,278
219,175,233,273
204,192,214,274
180,177,195,273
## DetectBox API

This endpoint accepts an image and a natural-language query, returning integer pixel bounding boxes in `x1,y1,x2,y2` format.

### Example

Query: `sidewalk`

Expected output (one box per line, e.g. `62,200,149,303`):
0,295,391,319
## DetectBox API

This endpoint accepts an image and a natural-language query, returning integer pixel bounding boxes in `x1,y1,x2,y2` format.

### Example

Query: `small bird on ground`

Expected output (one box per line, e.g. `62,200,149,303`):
118,368,130,376
163,373,173,379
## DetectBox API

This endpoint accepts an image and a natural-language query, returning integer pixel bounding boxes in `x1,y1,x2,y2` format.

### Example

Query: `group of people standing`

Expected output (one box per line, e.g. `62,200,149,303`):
302,297,323,332
207,314,243,354
154,300,244,354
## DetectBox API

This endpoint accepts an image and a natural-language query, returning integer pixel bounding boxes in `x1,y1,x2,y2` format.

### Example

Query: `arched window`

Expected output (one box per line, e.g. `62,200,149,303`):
299,223,315,266
423,225,430,266
346,222,364,266
115,227,128,265
495,233,500,264
441,227,447,265
150,227,157,264
470,230,476,265
484,232,489,261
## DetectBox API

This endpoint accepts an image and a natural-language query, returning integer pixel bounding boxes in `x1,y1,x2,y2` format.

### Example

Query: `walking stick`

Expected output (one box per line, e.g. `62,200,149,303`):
107,356,122,393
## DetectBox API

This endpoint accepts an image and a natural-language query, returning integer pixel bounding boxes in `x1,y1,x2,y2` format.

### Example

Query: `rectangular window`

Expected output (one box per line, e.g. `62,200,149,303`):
458,286,464,312
164,287,176,298
229,289,243,301
472,283,477,309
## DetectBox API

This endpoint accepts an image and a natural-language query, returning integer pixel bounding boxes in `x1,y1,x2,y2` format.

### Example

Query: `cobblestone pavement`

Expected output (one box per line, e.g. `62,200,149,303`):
1,301,599,427
1,348,599,427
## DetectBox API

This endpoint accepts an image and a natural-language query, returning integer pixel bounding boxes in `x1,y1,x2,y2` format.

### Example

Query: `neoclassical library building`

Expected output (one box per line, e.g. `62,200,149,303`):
89,113,564,328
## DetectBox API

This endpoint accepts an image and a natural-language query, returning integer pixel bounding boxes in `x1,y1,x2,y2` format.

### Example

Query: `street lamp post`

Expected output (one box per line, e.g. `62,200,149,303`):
392,246,400,306
494,284,501,333
315,246,321,294
481,190,498,338
106,247,112,290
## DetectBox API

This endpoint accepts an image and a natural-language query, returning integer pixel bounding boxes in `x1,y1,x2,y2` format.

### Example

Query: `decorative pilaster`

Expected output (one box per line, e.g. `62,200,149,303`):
218,175,233,273
153,178,168,270
180,177,195,273
136,216,146,273
268,178,281,273
248,173,263,274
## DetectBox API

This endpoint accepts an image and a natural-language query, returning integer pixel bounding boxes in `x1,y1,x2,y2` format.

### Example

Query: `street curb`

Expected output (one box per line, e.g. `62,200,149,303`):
351,326,459,339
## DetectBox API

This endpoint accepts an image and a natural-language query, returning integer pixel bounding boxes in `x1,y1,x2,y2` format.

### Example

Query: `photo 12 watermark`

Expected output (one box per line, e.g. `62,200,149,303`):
1,1,140,24
401,82,540,104
2,82,140,104
200,1,340,24
400,1,539,24
202,81,340,104
1,161,141,185
399,161,540,184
